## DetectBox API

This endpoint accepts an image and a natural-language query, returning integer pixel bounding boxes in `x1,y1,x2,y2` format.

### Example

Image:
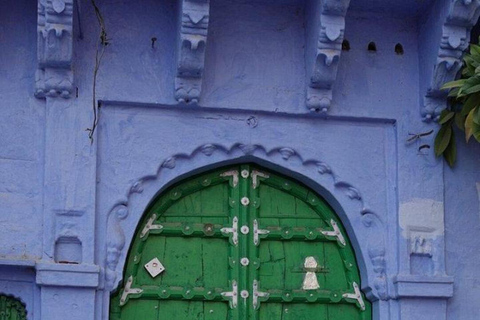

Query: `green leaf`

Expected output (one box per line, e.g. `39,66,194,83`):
465,107,476,142
441,79,466,90
471,44,480,56
448,87,460,97
460,94,480,116
455,112,465,131
464,83,480,95
458,76,480,97
463,63,476,77
464,56,479,72
466,55,480,68
443,130,457,167
474,124,480,143
434,124,452,156
474,104,480,125
439,110,455,124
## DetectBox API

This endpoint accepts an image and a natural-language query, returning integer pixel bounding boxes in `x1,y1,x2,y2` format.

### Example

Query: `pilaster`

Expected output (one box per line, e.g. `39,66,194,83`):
35,1,99,319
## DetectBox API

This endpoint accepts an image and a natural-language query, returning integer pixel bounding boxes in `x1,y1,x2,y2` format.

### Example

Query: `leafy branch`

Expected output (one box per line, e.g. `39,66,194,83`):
435,39,480,166
86,0,110,143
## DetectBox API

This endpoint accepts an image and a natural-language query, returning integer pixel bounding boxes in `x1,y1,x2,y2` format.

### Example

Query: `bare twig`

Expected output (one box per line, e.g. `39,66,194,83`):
406,129,434,143
86,0,109,143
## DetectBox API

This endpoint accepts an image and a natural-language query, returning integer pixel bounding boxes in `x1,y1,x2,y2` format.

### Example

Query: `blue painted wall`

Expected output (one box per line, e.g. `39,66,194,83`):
0,0,479,319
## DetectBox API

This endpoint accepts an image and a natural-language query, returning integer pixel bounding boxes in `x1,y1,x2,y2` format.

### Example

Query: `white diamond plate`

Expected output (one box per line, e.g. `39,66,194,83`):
144,257,165,278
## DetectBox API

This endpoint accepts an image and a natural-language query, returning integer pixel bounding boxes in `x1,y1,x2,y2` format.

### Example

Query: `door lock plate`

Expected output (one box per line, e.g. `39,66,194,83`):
144,257,165,278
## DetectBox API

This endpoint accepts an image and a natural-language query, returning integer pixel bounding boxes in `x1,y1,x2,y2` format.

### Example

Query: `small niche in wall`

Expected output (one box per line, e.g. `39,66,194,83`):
410,254,433,276
342,39,351,51
410,235,434,276
54,236,82,264
367,42,377,52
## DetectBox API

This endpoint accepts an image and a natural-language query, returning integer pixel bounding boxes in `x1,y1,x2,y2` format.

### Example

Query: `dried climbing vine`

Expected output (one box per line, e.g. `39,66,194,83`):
86,0,109,143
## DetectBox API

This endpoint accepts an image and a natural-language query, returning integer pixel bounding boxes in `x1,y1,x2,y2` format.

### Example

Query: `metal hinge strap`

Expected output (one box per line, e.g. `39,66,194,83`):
319,219,346,246
220,170,239,187
140,213,164,238
342,282,365,311
251,170,269,189
221,280,238,309
253,219,269,246
221,216,239,246
119,276,143,306
253,280,269,310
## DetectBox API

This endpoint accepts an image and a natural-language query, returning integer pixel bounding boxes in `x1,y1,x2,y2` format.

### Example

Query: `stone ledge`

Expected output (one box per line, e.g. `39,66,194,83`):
0,258,36,267
36,262,100,288
394,275,454,298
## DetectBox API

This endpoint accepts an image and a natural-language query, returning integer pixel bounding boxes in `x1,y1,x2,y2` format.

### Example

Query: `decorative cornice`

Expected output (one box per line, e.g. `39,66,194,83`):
422,0,480,122
306,0,350,113
175,0,210,104
104,143,386,300
35,0,74,99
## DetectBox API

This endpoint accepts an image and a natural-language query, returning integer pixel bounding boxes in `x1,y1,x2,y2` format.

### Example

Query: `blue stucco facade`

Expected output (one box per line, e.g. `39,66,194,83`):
1,0,480,319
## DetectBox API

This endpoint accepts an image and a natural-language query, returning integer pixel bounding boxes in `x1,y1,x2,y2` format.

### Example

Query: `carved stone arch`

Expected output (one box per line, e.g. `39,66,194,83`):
104,144,389,311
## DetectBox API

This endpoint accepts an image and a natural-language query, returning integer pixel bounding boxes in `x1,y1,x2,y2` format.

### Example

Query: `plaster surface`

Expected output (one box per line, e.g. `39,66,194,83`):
0,0,479,319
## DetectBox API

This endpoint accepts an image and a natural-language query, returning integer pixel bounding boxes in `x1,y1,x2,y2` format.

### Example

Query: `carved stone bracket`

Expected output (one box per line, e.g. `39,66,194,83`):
422,0,480,122
35,0,74,99
175,0,210,104
306,0,350,113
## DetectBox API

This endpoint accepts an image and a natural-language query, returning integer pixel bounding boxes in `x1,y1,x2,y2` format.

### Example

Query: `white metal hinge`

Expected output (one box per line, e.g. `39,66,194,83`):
220,170,239,187
119,276,143,306
221,280,238,309
251,170,269,189
253,219,269,246
140,213,164,238
253,279,269,310
221,216,239,245
319,219,346,246
342,282,365,311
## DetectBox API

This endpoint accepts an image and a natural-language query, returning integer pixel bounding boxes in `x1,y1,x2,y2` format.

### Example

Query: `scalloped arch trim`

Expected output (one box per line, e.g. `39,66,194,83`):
104,143,387,301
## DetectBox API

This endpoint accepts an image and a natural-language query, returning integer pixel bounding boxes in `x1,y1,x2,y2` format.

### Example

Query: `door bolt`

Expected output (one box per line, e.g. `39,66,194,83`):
241,225,250,234
241,197,250,206
241,170,249,178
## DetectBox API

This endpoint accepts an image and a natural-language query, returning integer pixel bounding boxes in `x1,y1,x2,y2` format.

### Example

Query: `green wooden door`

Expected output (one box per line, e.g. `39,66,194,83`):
110,165,371,320
0,295,27,320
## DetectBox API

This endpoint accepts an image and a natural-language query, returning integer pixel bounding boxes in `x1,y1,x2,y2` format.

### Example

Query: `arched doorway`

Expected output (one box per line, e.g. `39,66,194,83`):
110,164,371,319
0,294,27,320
